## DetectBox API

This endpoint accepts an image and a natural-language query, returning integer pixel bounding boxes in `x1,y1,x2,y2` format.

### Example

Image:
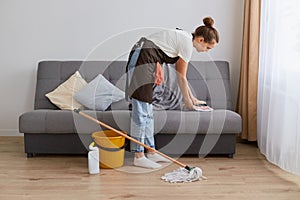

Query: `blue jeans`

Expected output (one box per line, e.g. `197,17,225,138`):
130,98,155,152
125,38,144,102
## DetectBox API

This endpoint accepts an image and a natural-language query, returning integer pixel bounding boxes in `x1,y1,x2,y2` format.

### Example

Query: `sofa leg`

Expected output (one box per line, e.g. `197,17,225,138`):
27,153,34,158
228,153,234,158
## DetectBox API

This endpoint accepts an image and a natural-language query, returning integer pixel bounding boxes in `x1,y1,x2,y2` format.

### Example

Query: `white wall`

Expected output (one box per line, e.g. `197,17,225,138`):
0,0,244,135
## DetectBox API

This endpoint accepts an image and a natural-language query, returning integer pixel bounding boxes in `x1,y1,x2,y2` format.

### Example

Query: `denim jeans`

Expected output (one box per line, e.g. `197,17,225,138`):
125,38,144,102
130,98,155,152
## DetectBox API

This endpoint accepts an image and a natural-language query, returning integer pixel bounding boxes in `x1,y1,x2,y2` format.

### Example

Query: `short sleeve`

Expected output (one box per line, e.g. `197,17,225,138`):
176,31,193,63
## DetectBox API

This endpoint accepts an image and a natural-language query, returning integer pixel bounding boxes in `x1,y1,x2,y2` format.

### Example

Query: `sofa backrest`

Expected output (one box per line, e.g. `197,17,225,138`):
34,60,232,110
188,61,232,110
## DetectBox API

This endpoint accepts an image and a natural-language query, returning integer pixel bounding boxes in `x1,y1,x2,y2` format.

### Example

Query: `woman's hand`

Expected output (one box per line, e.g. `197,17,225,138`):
184,98,194,110
192,97,213,111
175,58,207,111
191,97,207,106
175,58,194,110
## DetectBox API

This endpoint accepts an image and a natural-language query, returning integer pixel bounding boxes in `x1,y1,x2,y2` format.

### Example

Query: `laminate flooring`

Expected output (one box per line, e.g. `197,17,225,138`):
0,137,299,200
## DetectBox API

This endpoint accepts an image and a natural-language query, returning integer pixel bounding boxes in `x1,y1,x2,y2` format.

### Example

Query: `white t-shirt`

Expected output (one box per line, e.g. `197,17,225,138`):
146,29,193,63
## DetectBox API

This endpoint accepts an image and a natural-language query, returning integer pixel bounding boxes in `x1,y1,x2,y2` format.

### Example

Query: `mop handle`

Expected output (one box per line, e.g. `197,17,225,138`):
74,109,187,168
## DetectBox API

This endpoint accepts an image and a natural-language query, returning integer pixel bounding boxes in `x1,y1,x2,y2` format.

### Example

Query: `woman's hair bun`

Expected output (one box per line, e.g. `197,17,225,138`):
203,17,214,27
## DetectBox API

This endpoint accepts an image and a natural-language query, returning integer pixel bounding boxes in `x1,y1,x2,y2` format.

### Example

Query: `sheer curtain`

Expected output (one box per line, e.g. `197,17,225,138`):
258,0,300,175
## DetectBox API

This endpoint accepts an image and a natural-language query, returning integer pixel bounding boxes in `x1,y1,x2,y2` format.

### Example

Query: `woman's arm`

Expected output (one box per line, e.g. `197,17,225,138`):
175,58,194,110
188,88,207,105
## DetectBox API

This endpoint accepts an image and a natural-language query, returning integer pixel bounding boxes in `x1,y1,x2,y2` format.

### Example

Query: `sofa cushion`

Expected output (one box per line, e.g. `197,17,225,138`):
19,110,101,134
45,71,87,110
154,110,241,134
73,74,125,111
20,109,240,137
101,110,131,133
19,110,131,135
109,99,130,110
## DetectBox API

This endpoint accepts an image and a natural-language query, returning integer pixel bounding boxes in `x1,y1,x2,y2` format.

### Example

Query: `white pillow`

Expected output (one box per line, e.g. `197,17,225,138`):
45,71,87,110
73,74,125,111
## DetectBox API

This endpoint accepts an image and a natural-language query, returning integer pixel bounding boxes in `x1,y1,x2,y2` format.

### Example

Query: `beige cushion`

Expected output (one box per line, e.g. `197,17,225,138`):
46,71,87,110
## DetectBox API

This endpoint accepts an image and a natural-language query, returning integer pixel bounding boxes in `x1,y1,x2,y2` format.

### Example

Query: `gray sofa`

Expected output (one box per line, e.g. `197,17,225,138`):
19,60,241,158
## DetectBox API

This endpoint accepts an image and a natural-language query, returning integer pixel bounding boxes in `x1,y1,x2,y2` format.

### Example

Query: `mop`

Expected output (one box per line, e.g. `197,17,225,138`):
74,109,207,183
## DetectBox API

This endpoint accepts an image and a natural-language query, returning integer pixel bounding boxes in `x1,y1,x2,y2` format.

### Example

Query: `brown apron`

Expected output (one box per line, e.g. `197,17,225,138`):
125,38,179,103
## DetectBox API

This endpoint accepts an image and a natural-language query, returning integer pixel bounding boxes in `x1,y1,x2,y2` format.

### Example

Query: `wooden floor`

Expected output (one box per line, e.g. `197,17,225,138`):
0,137,300,200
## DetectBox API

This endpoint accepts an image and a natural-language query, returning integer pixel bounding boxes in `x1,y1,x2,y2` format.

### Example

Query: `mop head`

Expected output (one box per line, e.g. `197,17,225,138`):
161,167,207,183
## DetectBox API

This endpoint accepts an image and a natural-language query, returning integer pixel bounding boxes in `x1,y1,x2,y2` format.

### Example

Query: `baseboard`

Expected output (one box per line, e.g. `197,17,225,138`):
0,129,23,136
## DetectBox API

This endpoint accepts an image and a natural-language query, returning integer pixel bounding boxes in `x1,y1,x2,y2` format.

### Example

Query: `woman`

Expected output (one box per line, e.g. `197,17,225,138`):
125,17,219,169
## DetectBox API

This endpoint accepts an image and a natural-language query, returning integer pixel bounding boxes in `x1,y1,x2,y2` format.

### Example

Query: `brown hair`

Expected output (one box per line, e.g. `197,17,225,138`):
192,17,219,43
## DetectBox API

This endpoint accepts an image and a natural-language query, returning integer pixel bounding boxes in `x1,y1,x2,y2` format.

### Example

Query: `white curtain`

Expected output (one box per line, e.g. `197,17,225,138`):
258,0,300,175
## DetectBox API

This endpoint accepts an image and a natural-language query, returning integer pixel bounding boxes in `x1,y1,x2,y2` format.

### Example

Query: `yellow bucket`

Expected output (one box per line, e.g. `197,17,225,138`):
92,130,126,169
